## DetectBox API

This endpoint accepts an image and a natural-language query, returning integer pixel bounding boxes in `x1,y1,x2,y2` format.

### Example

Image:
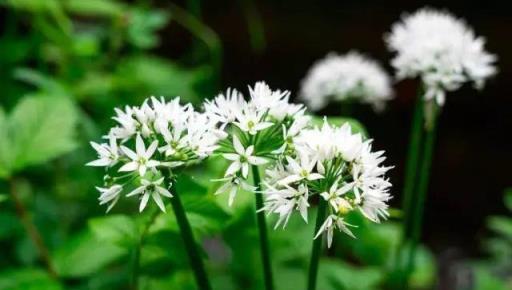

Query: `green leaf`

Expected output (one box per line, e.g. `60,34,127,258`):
64,0,124,17
319,259,383,290
311,116,368,137
0,194,7,203
504,188,512,212
487,216,512,240
127,8,170,49
53,230,126,278
88,215,139,248
0,95,78,176
472,265,509,290
0,268,62,290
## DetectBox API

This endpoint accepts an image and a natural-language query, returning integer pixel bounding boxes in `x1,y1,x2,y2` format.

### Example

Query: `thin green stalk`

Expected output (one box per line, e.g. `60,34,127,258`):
239,0,266,53
251,165,275,290
403,101,439,284
9,178,57,278
131,209,159,290
169,183,212,290
307,199,328,290
391,90,425,286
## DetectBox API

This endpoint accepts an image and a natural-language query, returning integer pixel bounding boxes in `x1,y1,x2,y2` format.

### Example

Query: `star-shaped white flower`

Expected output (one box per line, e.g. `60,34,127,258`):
314,214,355,248
223,136,268,178
97,184,123,212
278,155,324,185
119,134,160,176
87,135,119,167
233,109,273,135
126,178,173,212
213,176,256,206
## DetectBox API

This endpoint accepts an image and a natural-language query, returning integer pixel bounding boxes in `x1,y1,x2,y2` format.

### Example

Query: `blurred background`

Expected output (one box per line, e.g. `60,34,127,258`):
0,0,511,290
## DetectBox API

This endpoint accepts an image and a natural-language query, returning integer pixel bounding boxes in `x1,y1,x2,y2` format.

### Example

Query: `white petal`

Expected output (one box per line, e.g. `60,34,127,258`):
307,173,324,181
156,186,173,198
232,135,245,155
119,161,138,172
278,174,302,186
139,193,150,212
145,140,159,158
86,158,110,167
126,186,146,197
248,156,267,165
139,165,147,176
225,161,241,176
135,134,145,155
223,153,240,161
241,163,249,178
121,146,138,160
152,192,166,212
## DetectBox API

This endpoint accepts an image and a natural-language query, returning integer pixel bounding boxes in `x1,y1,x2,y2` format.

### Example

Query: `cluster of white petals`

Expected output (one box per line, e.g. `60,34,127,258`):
262,121,392,247
88,97,223,212
386,7,497,105
299,52,393,111
205,81,310,206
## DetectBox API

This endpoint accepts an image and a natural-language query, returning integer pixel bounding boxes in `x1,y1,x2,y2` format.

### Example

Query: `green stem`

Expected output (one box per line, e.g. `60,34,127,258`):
9,178,57,278
239,0,266,53
169,184,212,290
403,101,439,284
131,209,159,290
391,89,425,288
307,199,328,290
251,165,275,290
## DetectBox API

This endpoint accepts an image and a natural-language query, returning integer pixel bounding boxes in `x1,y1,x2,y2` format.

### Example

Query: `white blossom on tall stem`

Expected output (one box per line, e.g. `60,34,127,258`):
261,120,392,247
88,96,224,212
385,7,497,105
300,51,393,112
205,81,311,206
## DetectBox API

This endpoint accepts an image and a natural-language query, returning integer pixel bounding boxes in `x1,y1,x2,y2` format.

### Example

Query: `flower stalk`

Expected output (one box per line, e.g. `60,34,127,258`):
9,178,57,278
252,165,275,290
169,180,212,290
306,199,328,290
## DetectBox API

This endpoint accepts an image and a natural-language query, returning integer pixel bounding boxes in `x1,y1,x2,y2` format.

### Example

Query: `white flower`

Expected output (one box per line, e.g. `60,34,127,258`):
233,108,273,135
314,214,355,248
87,135,119,167
204,88,246,128
126,177,173,212
248,81,303,121
223,136,268,178
97,185,123,212
386,7,497,105
320,181,353,212
300,52,393,111
261,183,309,228
213,176,256,206
278,155,324,185
119,134,160,176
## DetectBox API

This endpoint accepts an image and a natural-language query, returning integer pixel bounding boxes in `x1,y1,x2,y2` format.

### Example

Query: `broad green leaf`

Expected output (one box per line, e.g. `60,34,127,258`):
13,69,68,96
88,215,138,248
4,96,78,174
409,246,436,289
53,230,126,278
0,212,21,240
0,268,62,290
311,116,368,137
0,194,7,203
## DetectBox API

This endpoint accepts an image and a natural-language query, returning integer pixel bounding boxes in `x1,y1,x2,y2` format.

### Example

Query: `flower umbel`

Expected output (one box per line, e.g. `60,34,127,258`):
262,120,392,247
88,96,223,212
300,51,393,111
385,7,497,105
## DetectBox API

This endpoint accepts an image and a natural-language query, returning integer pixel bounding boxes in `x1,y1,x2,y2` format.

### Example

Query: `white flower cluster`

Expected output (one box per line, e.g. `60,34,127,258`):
262,120,392,247
88,97,224,212
205,81,310,206
385,7,497,105
299,52,393,111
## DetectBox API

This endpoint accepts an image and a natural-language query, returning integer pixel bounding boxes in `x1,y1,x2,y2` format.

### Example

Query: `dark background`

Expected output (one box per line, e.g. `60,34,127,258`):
160,0,512,258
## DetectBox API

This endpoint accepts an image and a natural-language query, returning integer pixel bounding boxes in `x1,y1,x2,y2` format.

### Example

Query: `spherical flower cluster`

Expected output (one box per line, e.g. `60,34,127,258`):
385,7,497,105
88,97,224,212
204,81,310,206
299,52,393,111
262,120,392,247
